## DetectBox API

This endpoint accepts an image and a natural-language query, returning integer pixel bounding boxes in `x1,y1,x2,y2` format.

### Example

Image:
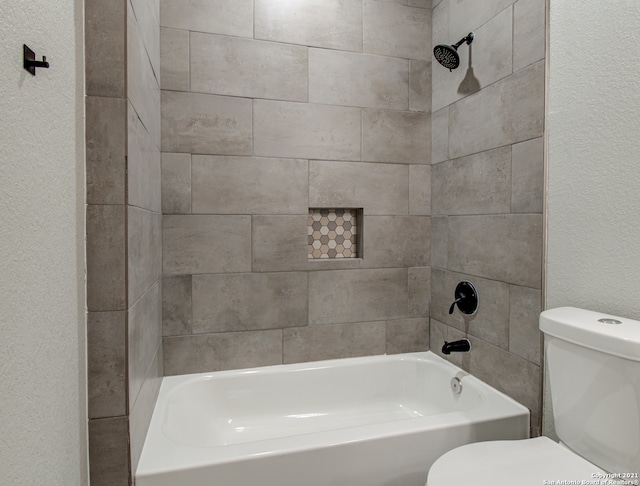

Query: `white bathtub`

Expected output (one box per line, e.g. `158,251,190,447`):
136,352,529,486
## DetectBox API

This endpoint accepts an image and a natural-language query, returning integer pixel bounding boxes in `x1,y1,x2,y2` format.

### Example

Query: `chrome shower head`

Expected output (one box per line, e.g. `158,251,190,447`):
433,32,474,71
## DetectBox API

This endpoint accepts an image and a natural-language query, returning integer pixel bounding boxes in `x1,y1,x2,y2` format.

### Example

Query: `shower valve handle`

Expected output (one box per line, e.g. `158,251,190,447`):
449,297,463,315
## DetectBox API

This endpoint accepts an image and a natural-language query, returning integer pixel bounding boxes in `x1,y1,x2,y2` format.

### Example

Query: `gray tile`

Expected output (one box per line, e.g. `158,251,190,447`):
409,60,431,112
128,102,161,213
309,160,409,216
162,275,192,336
409,266,431,317
85,0,125,97
430,216,448,269
87,205,126,312
127,3,161,148
309,49,409,110
431,107,449,164
432,6,513,112
129,345,162,476
128,281,162,413
160,0,253,37
88,417,130,486
87,312,126,419
86,96,126,205
309,268,409,325
386,318,429,354
363,1,431,60
253,216,309,272
254,100,361,161
449,0,515,39
448,214,543,288
409,164,431,215
128,207,162,305
429,318,448,359
444,326,469,370
192,272,308,333
431,268,510,349
163,330,283,375
362,109,430,164
191,156,308,215
449,61,545,159
161,91,252,155
363,216,430,268
509,285,542,364
409,0,429,7
160,27,189,91
191,33,308,102
161,153,191,214
284,321,386,363
255,0,363,51
130,0,161,77
512,137,544,214
432,146,511,216
513,0,546,72
163,215,251,274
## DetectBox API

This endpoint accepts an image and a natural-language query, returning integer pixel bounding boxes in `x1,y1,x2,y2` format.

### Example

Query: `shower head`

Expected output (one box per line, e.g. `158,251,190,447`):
433,32,474,71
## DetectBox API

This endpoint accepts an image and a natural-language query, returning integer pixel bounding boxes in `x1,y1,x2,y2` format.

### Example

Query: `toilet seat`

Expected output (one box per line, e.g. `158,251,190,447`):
427,436,605,486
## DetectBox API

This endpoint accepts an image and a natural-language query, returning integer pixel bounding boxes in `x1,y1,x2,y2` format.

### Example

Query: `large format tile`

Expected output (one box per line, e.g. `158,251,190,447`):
130,0,161,77
409,266,431,317
255,0,363,51
191,156,308,215
128,102,161,213
409,165,431,215
161,91,252,155
85,0,125,97
309,268,409,325
163,330,283,375
309,161,409,216
284,321,386,363
191,34,308,102
87,311,126,419
431,146,511,216
193,273,308,333
362,109,430,163
449,61,545,159
163,215,251,274
161,152,191,214
409,60,431,112
386,318,429,354
162,275,192,336
363,216,429,268
448,214,543,288
254,100,361,161
431,268,510,349
513,0,546,72
511,137,544,214
127,207,162,304
252,215,309,272
363,1,431,60
309,49,409,110
509,285,542,364
449,0,516,41
431,107,449,164
430,216,448,269
160,0,253,37
160,27,189,91
88,417,130,486
429,318,448,359
86,96,126,205
87,205,126,312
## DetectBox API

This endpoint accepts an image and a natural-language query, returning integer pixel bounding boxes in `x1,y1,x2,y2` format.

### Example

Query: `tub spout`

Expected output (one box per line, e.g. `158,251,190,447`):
442,339,471,355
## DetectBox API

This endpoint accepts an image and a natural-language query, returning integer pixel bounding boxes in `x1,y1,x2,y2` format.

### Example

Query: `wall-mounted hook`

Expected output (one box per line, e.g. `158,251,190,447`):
23,44,50,76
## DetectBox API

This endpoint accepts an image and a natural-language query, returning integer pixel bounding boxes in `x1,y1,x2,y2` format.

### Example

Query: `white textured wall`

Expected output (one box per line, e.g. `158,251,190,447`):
545,0,640,437
0,1,87,484
546,1,640,318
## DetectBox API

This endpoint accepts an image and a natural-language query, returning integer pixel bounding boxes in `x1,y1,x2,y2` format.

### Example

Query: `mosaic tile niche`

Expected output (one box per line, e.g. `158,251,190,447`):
308,209,360,259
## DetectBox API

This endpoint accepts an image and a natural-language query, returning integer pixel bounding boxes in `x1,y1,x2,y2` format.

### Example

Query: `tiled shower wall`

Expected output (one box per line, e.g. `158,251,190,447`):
85,0,162,483
429,0,545,434
160,0,432,374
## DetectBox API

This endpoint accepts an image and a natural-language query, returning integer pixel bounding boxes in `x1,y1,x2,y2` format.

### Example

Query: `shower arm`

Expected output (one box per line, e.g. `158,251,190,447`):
451,32,474,50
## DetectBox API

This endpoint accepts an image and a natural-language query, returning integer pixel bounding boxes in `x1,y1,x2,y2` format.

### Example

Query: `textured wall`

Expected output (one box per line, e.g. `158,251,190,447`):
85,0,162,483
545,0,640,437
0,0,87,484
430,0,545,435
160,0,432,374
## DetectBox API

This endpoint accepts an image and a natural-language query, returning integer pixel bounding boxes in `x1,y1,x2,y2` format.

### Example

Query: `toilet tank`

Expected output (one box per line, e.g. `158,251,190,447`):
540,307,640,473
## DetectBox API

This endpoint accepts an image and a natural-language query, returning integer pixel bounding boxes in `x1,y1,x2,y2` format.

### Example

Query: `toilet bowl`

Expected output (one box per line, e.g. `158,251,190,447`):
427,307,640,485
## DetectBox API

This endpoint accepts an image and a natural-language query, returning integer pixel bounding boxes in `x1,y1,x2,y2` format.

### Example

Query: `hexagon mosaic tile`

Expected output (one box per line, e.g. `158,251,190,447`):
308,209,359,259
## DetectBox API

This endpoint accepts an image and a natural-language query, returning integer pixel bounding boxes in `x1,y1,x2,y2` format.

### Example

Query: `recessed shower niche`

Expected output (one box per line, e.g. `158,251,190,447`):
308,209,362,259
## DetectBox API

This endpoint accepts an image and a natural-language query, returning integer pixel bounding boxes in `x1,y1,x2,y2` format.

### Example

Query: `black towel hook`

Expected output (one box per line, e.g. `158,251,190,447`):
23,44,50,76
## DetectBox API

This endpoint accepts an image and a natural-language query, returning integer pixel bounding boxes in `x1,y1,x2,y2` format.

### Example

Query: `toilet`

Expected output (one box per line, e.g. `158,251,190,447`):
427,307,640,485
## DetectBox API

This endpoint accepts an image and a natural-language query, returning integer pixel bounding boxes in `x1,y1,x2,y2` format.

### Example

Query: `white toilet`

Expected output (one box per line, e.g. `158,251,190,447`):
427,307,640,485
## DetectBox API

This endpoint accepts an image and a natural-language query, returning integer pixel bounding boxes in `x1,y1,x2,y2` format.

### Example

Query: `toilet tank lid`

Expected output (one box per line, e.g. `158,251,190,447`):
540,307,640,361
